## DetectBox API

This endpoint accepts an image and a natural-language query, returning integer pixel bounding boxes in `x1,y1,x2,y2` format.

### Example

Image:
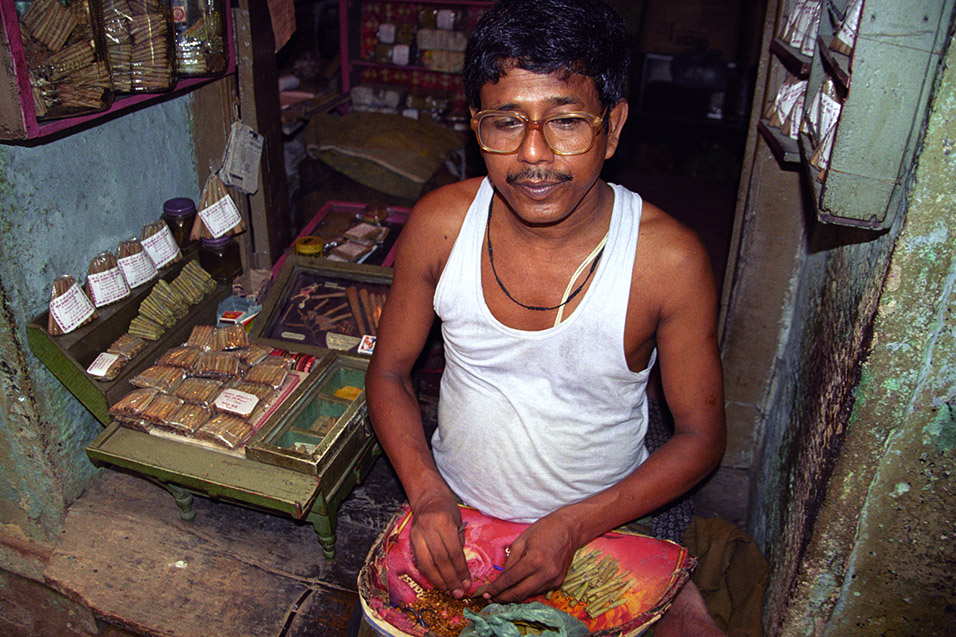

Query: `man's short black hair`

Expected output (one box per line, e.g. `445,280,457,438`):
464,0,631,111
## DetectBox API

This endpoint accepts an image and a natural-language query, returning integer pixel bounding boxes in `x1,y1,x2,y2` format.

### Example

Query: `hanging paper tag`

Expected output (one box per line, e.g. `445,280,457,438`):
214,388,259,417
219,121,264,195
49,282,96,334
199,195,243,238
117,251,158,288
141,224,182,268
87,352,121,378
87,266,131,307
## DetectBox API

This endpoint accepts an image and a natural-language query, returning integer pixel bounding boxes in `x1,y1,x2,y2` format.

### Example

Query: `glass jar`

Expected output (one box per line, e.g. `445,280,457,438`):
171,0,228,76
102,0,177,92
162,197,198,252
18,0,115,120
199,235,241,283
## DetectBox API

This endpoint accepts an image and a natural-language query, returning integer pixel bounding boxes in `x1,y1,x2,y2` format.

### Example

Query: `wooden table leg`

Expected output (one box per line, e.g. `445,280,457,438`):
145,477,197,522
307,492,337,560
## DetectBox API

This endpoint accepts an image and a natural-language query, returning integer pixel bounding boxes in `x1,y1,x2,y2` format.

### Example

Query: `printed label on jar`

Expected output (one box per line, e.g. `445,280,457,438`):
118,251,158,288
87,352,120,378
214,388,259,417
87,266,131,307
199,195,243,238
50,282,96,334
141,225,182,268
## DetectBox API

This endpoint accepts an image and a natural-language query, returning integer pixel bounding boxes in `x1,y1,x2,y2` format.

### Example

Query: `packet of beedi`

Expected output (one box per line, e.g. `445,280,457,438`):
86,251,131,307
48,274,98,336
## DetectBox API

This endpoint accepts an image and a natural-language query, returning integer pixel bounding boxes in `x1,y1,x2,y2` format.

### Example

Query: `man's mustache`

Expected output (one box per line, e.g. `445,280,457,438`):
505,168,573,184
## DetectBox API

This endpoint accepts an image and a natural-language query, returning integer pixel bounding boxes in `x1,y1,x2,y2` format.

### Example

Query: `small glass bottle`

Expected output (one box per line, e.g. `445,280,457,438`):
171,0,228,76
199,235,241,283
162,197,198,253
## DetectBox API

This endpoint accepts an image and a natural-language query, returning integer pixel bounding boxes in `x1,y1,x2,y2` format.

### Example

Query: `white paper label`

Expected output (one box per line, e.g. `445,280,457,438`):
436,9,455,30
377,22,396,43
214,388,259,417
837,0,863,49
49,282,96,334
785,92,805,140
117,250,158,288
799,2,822,57
141,224,181,268
818,91,842,140
87,266,130,307
816,93,843,169
199,195,243,238
391,44,410,66
773,79,807,124
87,352,120,377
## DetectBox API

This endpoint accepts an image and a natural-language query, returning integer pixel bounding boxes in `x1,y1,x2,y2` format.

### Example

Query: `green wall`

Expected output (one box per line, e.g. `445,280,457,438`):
747,30,956,636
0,95,200,575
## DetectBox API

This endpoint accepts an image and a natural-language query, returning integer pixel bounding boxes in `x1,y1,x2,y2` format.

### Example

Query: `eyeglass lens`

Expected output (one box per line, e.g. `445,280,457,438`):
478,113,597,154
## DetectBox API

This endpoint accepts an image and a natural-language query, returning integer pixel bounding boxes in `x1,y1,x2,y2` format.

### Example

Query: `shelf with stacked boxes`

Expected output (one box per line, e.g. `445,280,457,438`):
338,0,491,126
0,0,235,141
758,0,954,228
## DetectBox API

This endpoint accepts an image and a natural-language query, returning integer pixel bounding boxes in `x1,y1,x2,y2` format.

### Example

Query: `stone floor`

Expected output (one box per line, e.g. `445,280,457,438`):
1,388,749,637
31,444,407,637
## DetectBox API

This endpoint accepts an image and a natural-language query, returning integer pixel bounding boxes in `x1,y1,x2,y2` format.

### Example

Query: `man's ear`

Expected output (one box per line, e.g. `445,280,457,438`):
604,99,629,160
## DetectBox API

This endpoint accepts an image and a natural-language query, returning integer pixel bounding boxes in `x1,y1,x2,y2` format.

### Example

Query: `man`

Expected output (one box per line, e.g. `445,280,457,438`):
366,0,726,633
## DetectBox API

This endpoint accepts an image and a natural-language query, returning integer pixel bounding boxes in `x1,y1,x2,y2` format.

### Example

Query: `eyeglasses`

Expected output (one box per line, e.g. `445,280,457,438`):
470,109,607,155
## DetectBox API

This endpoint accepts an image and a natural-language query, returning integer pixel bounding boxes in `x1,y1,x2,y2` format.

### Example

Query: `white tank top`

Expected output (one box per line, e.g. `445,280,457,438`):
432,178,655,523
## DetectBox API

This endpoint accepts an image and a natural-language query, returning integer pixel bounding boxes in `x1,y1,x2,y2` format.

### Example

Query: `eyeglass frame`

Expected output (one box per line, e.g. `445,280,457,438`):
469,108,609,156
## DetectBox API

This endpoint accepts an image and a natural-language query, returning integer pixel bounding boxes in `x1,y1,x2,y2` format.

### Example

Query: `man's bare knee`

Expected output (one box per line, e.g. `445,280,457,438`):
654,581,725,637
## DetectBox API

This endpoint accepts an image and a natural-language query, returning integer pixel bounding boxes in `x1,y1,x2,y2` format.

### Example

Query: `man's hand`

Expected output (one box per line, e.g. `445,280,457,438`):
477,512,579,602
409,492,473,598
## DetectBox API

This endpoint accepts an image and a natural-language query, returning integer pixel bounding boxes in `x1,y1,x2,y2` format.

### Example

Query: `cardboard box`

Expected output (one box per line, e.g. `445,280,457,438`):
640,0,742,60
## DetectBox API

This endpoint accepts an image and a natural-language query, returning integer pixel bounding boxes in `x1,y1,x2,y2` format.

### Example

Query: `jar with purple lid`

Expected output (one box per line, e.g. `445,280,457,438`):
199,235,242,283
162,198,198,252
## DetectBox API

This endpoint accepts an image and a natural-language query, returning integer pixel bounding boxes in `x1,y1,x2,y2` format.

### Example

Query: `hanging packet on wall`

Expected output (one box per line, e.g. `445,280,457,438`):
219,120,263,195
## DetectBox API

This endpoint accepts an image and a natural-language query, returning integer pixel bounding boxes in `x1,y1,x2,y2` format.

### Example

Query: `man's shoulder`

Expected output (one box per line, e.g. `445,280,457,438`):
394,178,485,282
408,177,484,230
630,200,712,292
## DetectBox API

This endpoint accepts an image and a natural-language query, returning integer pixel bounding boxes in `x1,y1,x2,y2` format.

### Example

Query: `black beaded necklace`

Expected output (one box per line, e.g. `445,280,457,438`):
486,198,604,312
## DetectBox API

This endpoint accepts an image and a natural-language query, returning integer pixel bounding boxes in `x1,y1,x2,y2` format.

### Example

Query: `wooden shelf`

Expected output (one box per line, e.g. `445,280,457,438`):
338,0,492,96
352,59,461,75
769,38,812,78
0,0,236,142
758,119,801,169
816,34,851,93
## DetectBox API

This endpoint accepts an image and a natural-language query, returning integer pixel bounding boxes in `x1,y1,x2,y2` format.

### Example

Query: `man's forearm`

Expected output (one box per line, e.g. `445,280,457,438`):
553,427,724,548
366,370,453,508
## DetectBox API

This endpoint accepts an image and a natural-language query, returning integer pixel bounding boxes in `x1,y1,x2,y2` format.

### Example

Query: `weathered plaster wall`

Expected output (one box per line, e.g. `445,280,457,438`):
775,39,956,635
0,95,200,574
757,215,896,630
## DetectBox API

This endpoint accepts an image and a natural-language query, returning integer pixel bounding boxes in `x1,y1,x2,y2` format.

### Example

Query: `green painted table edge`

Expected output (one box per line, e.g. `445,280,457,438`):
87,423,323,517
86,422,381,558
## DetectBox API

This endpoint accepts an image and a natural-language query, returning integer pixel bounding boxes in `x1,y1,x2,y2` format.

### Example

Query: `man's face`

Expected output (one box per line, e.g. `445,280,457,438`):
473,66,627,226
